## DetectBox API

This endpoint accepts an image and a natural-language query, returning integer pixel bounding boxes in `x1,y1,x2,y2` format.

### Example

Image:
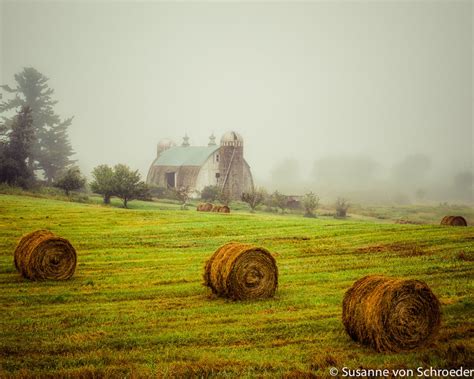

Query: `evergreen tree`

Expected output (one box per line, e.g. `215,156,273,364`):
0,67,74,182
0,106,34,187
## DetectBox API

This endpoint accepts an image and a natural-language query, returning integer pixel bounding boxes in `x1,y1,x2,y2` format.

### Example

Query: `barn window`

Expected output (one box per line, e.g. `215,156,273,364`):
215,172,220,184
215,154,219,162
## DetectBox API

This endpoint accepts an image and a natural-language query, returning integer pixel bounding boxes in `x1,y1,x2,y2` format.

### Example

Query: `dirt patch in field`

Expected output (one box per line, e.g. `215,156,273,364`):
269,236,311,241
356,242,427,257
457,251,474,262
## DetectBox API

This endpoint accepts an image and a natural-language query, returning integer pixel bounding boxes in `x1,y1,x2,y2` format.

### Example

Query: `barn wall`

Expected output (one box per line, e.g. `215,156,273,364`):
195,153,220,191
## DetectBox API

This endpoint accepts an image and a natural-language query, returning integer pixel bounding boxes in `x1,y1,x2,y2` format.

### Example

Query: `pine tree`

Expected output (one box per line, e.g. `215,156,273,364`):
0,106,34,187
0,67,74,182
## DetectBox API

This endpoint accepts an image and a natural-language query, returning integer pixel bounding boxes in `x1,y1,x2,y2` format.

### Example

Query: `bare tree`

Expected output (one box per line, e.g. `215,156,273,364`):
173,186,192,209
241,187,266,213
302,192,320,218
335,197,350,218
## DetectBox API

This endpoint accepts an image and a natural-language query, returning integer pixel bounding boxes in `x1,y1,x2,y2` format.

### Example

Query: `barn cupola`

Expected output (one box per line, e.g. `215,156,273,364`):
157,138,176,157
220,131,243,147
208,133,216,146
182,134,190,147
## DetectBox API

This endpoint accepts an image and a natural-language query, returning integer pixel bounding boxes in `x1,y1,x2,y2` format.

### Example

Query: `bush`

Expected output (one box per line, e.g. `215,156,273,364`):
335,197,350,218
303,192,320,218
149,185,174,199
54,167,86,196
201,185,219,202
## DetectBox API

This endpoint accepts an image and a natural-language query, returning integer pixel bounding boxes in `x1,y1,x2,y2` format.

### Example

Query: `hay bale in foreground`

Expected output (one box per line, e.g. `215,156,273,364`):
14,230,77,280
204,242,278,300
440,216,467,226
342,275,441,352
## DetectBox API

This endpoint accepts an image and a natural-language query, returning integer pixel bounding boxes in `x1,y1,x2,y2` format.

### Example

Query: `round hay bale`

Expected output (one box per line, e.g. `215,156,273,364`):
14,230,77,280
203,203,213,212
342,275,441,352
440,216,451,225
204,242,278,300
440,216,467,226
196,203,204,211
211,205,221,212
218,205,230,213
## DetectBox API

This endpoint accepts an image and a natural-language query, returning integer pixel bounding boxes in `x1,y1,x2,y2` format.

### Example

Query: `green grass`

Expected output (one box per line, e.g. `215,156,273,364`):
0,194,473,378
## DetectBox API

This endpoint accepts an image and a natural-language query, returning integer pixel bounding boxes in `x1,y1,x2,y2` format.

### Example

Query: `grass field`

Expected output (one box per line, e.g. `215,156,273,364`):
0,194,473,378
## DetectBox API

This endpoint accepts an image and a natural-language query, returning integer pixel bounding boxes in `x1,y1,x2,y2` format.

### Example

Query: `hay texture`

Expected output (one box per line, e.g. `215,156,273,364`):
342,275,441,352
14,230,77,280
218,205,230,213
440,216,467,226
204,242,278,300
197,203,213,212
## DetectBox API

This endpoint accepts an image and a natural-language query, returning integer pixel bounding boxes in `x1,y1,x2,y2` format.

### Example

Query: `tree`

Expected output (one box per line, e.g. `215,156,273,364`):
0,106,34,187
90,164,115,204
1,67,74,182
241,187,266,213
37,121,74,183
173,186,192,209
54,166,86,196
112,164,148,208
201,185,219,202
302,192,320,218
272,191,288,213
335,197,350,218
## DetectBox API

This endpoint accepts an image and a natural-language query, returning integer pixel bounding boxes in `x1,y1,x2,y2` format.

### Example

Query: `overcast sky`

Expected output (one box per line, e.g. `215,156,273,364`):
1,0,472,183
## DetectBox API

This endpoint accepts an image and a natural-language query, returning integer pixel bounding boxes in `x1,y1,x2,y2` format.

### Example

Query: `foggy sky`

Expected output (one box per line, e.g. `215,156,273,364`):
1,0,472,188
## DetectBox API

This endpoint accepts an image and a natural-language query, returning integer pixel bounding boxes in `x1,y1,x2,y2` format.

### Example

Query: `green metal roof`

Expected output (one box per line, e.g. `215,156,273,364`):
152,146,220,167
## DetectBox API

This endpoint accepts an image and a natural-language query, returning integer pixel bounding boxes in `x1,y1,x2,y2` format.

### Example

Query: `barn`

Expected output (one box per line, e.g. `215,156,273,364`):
146,131,254,199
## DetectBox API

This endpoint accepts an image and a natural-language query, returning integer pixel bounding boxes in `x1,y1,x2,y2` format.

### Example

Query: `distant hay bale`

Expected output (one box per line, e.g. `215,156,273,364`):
202,203,213,212
211,205,221,212
197,203,213,212
342,275,441,352
440,216,467,226
14,230,77,280
218,205,230,213
204,242,278,300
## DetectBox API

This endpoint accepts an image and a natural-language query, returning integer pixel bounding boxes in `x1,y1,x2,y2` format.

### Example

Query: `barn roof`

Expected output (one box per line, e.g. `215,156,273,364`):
152,146,219,167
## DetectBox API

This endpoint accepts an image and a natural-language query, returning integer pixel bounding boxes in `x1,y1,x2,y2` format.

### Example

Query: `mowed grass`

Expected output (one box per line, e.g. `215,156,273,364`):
0,194,473,378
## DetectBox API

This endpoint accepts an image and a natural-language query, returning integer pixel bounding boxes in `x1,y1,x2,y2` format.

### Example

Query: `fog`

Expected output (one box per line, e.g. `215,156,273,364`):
1,0,472,203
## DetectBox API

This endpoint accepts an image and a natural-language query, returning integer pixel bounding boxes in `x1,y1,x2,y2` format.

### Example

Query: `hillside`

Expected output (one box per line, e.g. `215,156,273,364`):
0,194,473,377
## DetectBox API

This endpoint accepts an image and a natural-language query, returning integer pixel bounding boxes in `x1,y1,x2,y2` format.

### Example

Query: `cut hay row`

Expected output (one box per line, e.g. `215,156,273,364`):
14,230,77,281
203,242,278,300
11,230,445,353
440,215,467,226
342,275,441,352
